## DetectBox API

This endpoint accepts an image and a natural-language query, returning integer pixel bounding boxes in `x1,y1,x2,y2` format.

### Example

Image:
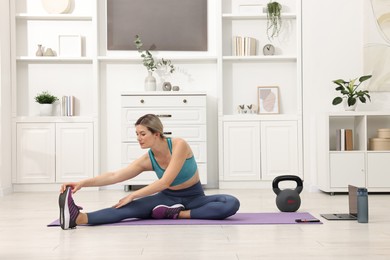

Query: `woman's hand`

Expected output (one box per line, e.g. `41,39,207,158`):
114,194,134,208
59,182,83,194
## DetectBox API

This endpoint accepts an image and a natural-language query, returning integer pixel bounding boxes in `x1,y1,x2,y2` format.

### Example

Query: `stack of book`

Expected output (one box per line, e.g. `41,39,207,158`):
336,129,353,151
61,96,75,116
232,36,257,56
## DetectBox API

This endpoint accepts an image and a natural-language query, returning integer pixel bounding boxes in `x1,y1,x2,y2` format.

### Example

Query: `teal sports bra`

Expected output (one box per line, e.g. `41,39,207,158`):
148,138,198,186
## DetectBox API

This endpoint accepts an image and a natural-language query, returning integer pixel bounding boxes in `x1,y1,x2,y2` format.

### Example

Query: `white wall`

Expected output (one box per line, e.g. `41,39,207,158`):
0,0,12,196
302,0,390,191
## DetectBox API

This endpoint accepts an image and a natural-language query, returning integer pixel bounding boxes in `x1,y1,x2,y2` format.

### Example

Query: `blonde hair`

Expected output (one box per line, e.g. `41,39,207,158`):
135,114,165,138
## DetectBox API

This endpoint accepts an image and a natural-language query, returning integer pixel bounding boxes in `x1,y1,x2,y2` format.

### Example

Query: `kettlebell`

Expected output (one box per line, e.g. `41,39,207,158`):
272,175,303,212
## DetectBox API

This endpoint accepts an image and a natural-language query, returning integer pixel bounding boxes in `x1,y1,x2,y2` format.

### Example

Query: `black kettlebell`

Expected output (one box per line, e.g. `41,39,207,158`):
272,175,303,212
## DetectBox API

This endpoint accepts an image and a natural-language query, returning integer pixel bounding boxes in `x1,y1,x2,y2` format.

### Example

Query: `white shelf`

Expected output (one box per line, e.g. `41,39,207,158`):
15,116,96,123
222,13,296,20
15,13,93,21
98,56,218,62
16,56,93,62
222,114,300,121
223,55,297,61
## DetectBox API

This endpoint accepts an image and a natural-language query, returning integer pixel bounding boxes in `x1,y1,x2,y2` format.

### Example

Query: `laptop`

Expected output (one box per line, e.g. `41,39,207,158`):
320,185,358,220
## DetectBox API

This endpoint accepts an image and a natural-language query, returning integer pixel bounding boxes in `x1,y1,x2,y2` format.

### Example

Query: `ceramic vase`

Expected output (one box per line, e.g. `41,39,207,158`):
36,44,44,56
343,99,357,111
144,71,157,91
39,104,53,116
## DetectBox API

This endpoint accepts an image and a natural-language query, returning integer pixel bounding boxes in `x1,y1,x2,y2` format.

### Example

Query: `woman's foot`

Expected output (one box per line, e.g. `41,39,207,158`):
152,204,184,219
59,186,83,230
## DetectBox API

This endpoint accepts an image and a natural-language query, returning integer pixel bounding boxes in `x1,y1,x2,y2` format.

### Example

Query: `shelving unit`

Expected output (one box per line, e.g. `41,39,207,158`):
218,0,303,188
318,112,390,192
10,0,98,190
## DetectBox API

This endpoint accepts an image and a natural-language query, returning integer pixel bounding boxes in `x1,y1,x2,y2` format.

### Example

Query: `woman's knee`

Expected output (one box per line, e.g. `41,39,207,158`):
225,195,240,214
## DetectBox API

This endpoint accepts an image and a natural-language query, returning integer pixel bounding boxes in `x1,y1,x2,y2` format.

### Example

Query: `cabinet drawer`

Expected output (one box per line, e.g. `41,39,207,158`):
121,142,207,163
122,125,206,142
122,108,206,125
122,95,206,107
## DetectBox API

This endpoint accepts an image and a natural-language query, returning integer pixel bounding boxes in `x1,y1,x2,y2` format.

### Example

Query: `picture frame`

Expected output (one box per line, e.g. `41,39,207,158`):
58,35,82,57
257,86,280,114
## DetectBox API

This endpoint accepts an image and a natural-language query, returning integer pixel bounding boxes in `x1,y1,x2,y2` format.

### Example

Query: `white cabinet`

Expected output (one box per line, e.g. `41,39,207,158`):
15,122,93,184
55,123,94,182
222,121,261,181
221,119,300,187
121,92,207,185
260,121,299,180
16,123,55,183
318,112,390,192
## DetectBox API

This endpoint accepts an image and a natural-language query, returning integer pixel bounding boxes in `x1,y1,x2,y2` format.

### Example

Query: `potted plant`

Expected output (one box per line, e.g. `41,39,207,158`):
331,75,372,111
35,90,58,116
134,35,175,91
266,1,282,40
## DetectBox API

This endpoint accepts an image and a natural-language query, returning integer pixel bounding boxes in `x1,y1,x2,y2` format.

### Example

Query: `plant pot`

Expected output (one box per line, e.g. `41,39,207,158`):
343,100,357,111
144,71,157,91
39,104,53,116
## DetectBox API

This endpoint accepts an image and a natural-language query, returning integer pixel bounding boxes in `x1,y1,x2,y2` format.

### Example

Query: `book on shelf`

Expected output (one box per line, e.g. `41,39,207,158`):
336,129,353,151
232,36,257,56
61,96,75,116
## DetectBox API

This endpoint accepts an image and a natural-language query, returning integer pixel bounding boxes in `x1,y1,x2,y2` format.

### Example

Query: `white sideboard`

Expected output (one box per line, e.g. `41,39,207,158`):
120,92,207,186
14,120,94,190
317,112,390,192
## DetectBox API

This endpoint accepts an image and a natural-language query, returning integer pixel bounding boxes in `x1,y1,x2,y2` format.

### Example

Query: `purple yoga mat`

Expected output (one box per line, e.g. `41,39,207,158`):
47,212,322,227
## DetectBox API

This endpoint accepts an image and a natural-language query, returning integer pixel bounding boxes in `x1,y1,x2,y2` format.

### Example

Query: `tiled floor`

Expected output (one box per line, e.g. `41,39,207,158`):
1,188,389,259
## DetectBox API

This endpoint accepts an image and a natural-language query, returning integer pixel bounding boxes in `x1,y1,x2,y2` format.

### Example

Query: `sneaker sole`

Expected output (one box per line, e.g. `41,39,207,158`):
59,188,71,230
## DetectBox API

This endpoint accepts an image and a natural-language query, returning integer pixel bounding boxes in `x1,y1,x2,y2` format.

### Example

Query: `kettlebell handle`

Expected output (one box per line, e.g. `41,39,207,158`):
272,175,303,195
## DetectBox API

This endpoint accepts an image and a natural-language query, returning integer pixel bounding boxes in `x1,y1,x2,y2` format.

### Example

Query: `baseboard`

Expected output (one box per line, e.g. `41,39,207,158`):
0,186,13,196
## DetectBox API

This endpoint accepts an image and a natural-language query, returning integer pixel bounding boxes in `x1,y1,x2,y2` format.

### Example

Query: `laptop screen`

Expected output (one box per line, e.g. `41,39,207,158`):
348,185,358,216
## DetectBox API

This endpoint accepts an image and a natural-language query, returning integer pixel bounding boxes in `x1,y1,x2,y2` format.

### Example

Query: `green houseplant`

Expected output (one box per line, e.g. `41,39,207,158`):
35,90,58,116
331,75,372,110
35,90,58,104
266,1,282,40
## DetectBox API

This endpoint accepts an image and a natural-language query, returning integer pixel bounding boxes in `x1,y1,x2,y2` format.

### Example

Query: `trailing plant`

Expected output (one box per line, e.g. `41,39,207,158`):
134,35,175,73
266,1,282,40
332,75,372,107
34,90,58,104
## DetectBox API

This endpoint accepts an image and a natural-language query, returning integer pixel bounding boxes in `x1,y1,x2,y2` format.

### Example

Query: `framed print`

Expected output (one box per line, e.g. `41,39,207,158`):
257,86,280,114
58,35,82,57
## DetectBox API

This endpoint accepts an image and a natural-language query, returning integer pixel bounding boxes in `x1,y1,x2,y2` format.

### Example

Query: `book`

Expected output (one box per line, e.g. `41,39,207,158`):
336,129,341,151
340,128,345,151
345,129,353,150
232,36,257,56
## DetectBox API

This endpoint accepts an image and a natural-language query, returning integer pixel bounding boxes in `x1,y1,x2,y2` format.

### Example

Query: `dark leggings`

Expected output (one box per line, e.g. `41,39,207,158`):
87,182,240,225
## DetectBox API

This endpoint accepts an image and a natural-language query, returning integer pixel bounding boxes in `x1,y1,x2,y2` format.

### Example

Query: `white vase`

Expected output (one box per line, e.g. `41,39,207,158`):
343,100,357,111
144,71,157,91
39,104,53,116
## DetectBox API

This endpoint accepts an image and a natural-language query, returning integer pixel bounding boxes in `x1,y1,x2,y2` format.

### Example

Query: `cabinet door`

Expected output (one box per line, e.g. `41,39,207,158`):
55,123,93,182
330,153,365,188
260,121,299,180
367,153,390,188
16,123,55,183
223,121,261,180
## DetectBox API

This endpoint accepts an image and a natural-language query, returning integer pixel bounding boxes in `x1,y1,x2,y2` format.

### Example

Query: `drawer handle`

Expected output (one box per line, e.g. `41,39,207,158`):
183,99,187,103
163,132,172,135
140,99,145,104
156,114,172,118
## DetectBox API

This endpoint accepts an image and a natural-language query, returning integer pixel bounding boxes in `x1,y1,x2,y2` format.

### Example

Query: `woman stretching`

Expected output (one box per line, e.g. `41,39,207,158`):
59,114,240,229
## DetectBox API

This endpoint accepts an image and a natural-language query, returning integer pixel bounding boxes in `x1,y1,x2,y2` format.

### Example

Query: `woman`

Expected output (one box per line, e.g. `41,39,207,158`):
59,114,240,230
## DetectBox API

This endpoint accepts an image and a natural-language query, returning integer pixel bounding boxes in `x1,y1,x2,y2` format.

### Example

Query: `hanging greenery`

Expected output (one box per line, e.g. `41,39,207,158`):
266,1,282,40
